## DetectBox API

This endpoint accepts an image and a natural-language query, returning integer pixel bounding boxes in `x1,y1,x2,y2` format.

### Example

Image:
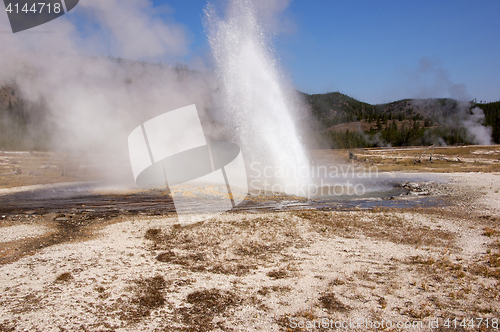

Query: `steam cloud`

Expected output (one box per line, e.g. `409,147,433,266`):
462,107,493,145
397,57,469,101
76,0,189,59
397,57,493,146
0,0,312,188
0,0,214,182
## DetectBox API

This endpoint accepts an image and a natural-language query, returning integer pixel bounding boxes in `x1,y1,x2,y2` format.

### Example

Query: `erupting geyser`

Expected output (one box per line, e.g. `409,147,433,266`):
205,0,310,196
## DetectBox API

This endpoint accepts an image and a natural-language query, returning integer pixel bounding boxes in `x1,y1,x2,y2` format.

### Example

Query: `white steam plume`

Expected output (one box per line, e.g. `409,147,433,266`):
396,57,494,145
462,107,493,145
205,0,310,195
0,0,212,183
397,57,470,101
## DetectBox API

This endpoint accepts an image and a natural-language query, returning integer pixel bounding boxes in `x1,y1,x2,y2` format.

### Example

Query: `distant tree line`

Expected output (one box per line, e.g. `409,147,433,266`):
0,92,51,150
1,73,499,151
306,92,500,148
480,101,500,143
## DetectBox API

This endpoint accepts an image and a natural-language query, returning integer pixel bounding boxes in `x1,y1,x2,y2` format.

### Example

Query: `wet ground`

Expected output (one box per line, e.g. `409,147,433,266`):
0,180,446,218
0,180,448,265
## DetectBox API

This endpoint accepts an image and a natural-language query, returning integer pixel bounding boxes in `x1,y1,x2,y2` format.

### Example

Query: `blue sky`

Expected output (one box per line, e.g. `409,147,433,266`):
153,0,500,104
281,0,500,104
88,0,500,104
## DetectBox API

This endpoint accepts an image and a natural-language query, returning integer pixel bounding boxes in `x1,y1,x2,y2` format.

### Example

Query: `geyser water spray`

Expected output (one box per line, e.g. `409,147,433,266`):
205,0,310,196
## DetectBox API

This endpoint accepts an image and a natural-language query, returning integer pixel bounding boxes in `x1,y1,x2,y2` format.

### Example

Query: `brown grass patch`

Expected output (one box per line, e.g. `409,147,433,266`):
55,272,73,282
483,227,500,238
330,145,500,173
329,278,346,286
0,323,16,332
294,210,455,248
175,289,240,331
275,310,319,331
267,268,290,280
470,254,500,280
144,228,161,240
145,215,304,276
401,304,433,319
0,151,103,189
318,293,349,312
120,275,167,322
156,250,176,262
257,286,292,296
408,255,464,274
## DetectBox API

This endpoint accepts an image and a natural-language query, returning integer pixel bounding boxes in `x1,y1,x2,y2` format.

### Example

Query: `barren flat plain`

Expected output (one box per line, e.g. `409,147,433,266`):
1,145,500,331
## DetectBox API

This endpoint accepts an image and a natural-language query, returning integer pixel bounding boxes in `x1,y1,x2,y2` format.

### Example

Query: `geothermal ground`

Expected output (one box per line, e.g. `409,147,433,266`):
1,146,500,331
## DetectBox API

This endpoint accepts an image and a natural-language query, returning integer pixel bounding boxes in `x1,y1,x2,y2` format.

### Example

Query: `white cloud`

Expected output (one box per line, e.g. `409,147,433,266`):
77,0,189,59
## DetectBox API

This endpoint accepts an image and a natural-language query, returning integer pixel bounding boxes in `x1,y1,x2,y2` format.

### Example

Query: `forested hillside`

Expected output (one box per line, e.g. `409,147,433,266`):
1,70,499,151
304,92,500,148
0,86,51,151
